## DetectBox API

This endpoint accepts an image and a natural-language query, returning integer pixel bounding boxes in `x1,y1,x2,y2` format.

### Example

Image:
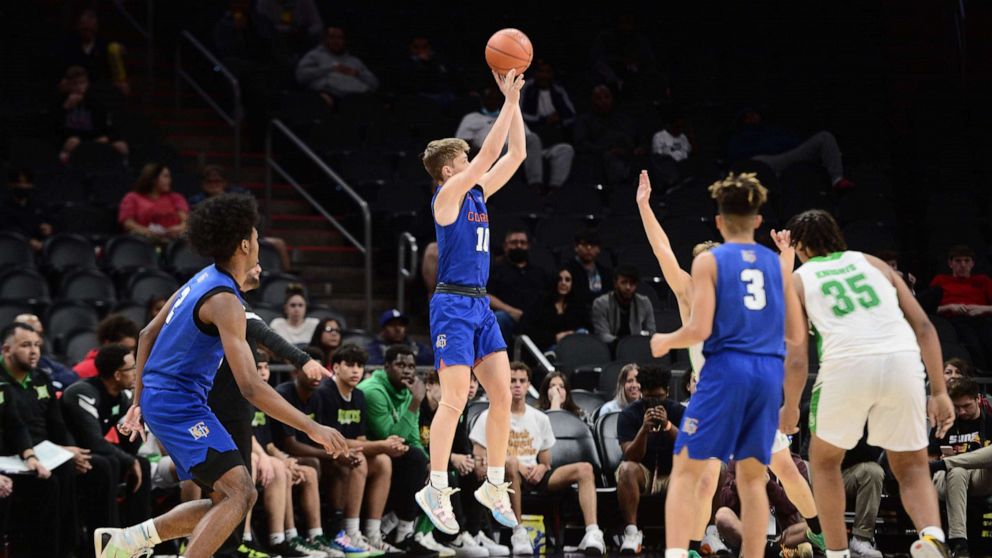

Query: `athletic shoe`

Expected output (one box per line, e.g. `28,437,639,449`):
619,529,643,555
416,485,462,535
394,534,439,558
380,512,398,539
234,541,272,557
688,550,703,558
849,536,883,558
701,525,730,555
417,532,455,558
94,527,153,558
365,534,403,557
303,535,346,558
347,534,385,557
475,531,510,557
912,537,952,558
949,540,971,558
510,528,533,556
474,481,518,528
578,528,605,557
325,531,370,558
805,529,826,553
447,532,489,558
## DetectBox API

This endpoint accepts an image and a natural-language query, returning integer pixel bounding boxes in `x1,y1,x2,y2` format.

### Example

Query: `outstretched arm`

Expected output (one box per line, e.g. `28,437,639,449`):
636,170,692,308
478,100,527,199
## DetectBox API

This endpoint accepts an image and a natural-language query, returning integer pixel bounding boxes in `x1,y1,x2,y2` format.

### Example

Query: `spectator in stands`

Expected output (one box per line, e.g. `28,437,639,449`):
650,114,693,187
679,368,696,407
930,377,992,558
296,26,379,107
1,169,53,251
521,60,577,146
56,9,129,95
56,65,129,165
726,108,854,190
944,358,975,381
598,362,640,415
470,361,606,556
488,227,553,342
270,283,320,345
118,163,188,243
212,0,269,68
564,227,613,309
574,84,646,186
536,371,590,426
456,87,574,192
519,267,591,352
73,314,139,379
840,432,885,558
931,245,992,369
877,250,917,294
591,264,656,345
256,0,324,53
590,13,662,98
367,309,433,366
145,296,166,326
309,317,343,364
62,344,151,527
615,365,683,554
399,36,459,107
12,313,78,391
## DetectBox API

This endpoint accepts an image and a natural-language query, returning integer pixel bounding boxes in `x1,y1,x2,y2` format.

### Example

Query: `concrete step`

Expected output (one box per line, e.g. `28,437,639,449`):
292,246,364,267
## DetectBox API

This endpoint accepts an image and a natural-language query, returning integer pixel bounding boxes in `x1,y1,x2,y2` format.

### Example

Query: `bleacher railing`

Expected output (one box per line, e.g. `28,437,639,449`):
175,31,243,182
111,0,154,93
397,232,419,316
513,334,556,381
265,119,373,330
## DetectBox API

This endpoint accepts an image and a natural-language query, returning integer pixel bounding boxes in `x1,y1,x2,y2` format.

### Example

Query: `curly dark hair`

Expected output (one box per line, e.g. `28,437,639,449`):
785,209,847,258
187,194,258,261
96,314,140,344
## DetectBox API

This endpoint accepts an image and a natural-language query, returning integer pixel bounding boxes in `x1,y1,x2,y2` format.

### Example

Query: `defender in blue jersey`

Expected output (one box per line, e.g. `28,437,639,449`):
414,69,526,535
95,195,347,558
649,173,805,558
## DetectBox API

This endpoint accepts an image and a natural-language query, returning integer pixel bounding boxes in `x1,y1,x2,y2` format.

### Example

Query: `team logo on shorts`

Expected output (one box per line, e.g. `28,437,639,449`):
188,422,210,440
436,334,447,349
682,418,699,435
741,250,757,263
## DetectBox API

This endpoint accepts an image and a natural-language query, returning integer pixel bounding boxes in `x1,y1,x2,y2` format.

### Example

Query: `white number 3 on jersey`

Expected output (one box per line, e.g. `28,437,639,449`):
740,269,766,310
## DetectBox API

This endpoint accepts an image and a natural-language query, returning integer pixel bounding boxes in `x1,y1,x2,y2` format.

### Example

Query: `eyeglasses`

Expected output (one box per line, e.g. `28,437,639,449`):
324,326,341,333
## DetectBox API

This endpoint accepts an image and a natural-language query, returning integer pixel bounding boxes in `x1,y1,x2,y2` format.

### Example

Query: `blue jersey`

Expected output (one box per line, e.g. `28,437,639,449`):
433,185,491,288
703,243,785,358
142,264,244,402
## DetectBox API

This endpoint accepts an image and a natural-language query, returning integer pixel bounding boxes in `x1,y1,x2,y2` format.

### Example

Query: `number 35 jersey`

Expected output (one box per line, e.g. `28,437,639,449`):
433,185,490,288
704,243,785,359
795,251,919,364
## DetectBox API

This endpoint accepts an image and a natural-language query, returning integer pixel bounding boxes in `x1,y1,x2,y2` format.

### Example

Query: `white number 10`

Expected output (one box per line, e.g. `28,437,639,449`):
475,227,490,253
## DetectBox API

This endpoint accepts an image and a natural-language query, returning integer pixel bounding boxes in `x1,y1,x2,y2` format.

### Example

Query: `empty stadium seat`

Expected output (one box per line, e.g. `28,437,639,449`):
165,239,211,279
258,272,306,306
0,268,49,305
45,300,99,353
571,389,607,419
556,333,611,373
466,400,490,433
42,234,96,273
616,334,671,365
105,235,159,274
64,328,98,366
594,411,622,487
0,231,35,271
110,301,149,328
60,269,117,309
0,301,35,328
598,361,626,397
126,270,179,305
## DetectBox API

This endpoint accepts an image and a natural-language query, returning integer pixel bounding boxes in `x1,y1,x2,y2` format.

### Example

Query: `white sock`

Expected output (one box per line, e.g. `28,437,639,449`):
826,550,851,558
285,528,298,540
487,466,505,485
666,549,688,558
430,470,449,489
344,517,361,538
586,524,599,533
625,524,638,535
270,532,286,545
920,526,946,543
308,528,323,540
243,532,253,542
396,520,415,541
364,519,382,541
125,519,162,547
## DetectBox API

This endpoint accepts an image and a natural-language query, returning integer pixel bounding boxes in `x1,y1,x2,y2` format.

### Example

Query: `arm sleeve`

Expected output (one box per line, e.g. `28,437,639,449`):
247,317,312,369
61,387,135,466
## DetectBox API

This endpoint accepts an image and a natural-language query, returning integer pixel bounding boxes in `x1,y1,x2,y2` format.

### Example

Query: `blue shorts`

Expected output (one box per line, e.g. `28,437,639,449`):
429,293,506,369
141,387,240,483
674,350,783,465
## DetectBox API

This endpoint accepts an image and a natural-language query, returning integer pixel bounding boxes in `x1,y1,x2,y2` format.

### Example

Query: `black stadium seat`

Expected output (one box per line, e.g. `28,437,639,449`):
466,400,490,433
616,334,671,366
0,231,35,271
42,234,97,273
105,235,159,274
598,361,626,397
0,301,34,328
258,273,306,307
111,301,149,328
126,270,179,305
45,300,98,353
594,411,622,487
60,269,117,310
0,268,50,305
64,328,98,365
556,333,611,373
570,390,607,419
165,240,211,279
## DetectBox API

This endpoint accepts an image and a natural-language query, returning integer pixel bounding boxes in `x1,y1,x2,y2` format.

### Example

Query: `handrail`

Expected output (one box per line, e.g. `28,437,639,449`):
175,30,242,181
396,232,419,315
265,118,373,330
111,0,154,95
513,334,556,378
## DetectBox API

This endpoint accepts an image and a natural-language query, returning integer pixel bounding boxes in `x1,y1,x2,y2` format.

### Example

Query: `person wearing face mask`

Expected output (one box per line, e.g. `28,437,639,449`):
1,169,54,251
487,228,553,343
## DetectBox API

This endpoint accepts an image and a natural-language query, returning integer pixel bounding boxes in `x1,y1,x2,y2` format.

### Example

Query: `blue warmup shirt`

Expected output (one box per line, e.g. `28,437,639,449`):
433,185,490,288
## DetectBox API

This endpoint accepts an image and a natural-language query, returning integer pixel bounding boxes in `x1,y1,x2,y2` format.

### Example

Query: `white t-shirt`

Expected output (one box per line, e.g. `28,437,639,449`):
268,317,320,345
651,129,691,162
470,405,555,467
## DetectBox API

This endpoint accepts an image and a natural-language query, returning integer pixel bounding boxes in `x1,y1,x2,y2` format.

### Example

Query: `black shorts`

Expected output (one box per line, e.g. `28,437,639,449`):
193,419,253,492
521,466,554,494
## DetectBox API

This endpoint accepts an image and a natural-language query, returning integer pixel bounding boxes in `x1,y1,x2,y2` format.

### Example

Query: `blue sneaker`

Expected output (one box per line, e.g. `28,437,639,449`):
328,531,370,558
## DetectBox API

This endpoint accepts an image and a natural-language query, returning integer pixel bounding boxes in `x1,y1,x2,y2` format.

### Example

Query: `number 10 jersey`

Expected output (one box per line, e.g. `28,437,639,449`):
433,185,490,289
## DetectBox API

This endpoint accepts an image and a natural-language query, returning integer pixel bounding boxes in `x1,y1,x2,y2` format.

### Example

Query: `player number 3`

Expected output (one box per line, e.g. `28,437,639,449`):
740,269,766,310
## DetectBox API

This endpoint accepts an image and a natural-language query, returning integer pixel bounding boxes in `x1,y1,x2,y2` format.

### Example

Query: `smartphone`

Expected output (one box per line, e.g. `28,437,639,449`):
940,445,955,457
643,397,665,431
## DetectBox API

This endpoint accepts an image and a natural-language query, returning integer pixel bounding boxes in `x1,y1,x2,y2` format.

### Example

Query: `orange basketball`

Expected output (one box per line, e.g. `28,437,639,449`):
485,28,533,76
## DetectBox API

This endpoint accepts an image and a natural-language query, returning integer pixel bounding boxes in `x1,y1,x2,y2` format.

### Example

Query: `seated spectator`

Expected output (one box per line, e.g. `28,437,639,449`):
399,36,459,107
615,365,683,554
1,169,54,251
679,368,696,407
55,66,129,165
944,358,975,382
470,361,605,557
12,313,78,391
145,296,167,326
521,60,577,147
650,114,693,188
598,363,639,415
296,26,379,106
930,245,992,369
519,267,592,352
488,227,553,342
256,0,324,56
118,163,188,244
456,87,574,192
840,431,885,558
62,345,151,526
876,250,917,294
212,0,269,68
56,9,129,95
367,309,433,366
591,264,656,345
929,377,992,558
269,283,320,345
309,317,343,364
536,371,589,424
73,314,139,379
726,108,853,190
573,85,646,186
564,228,613,310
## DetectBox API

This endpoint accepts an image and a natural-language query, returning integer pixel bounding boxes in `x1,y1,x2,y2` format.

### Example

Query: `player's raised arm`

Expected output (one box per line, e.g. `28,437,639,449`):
636,170,692,304
780,273,809,434
650,251,717,357
478,93,527,199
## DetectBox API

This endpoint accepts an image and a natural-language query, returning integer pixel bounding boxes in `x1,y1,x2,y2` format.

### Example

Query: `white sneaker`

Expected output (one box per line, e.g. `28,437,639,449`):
578,528,605,557
94,527,153,558
475,532,510,557
447,532,489,558
380,512,398,538
417,485,462,535
474,481,518,528
701,525,731,555
510,528,533,556
365,534,402,556
417,532,456,558
850,536,883,558
620,528,643,555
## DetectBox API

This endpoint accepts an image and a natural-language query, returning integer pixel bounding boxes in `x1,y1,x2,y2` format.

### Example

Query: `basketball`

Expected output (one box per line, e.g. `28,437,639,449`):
485,28,533,76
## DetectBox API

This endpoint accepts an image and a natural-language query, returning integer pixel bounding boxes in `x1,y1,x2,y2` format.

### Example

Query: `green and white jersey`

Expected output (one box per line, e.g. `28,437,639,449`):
795,251,919,363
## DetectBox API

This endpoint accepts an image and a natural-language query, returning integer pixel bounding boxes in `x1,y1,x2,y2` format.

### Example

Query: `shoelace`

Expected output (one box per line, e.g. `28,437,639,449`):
487,481,515,513
433,486,460,521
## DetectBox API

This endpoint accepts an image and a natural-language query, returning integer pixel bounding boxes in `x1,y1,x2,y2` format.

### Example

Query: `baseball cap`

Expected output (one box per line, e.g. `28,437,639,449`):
379,309,409,328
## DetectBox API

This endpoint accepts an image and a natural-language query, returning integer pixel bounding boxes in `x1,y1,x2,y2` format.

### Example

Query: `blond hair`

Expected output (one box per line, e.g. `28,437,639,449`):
692,241,720,258
421,138,469,184
707,172,768,216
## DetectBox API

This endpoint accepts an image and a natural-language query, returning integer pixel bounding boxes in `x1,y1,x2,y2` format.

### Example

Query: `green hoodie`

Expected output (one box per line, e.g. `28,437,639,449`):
356,369,422,448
